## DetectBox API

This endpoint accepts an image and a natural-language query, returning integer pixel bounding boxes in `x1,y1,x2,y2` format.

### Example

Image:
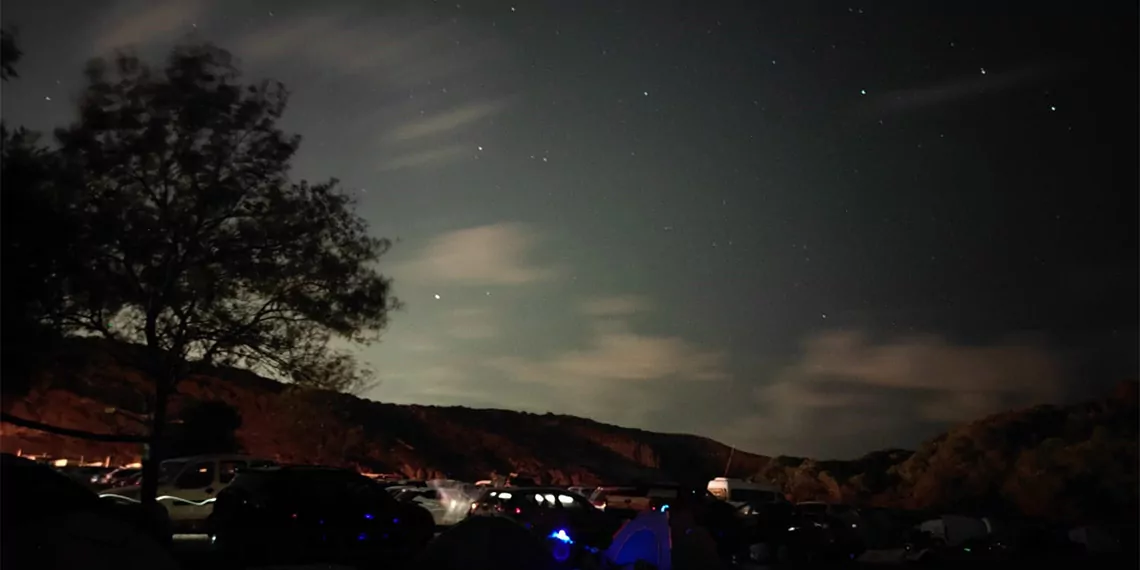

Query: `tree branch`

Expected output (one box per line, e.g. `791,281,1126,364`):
1,413,149,443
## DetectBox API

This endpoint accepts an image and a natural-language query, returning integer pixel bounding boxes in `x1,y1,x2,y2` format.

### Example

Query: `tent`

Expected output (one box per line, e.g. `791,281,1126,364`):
604,511,673,570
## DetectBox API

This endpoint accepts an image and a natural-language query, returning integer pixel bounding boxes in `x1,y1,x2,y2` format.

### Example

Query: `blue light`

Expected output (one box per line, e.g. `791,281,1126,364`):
549,529,574,544
363,513,374,520
659,504,670,512
357,533,368,541
392,517,400,524
551,541,571,562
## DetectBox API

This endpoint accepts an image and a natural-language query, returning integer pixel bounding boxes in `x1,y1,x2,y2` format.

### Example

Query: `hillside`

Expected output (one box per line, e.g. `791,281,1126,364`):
0,338,770,484
2,338,1135,524
752,380,1138,524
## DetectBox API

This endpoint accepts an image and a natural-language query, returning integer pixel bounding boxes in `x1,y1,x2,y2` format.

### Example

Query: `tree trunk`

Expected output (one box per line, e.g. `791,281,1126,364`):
139,373,172,508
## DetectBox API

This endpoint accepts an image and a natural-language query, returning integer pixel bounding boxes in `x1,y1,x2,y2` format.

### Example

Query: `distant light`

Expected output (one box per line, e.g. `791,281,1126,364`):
1050,106,1057,112
660,504,670,512
363,513,373,520
358,533,368,541
860,89,867,95
434,294,441,299
497,492,512,500
477,146,483,151
979,67,987,75
643,91,649,97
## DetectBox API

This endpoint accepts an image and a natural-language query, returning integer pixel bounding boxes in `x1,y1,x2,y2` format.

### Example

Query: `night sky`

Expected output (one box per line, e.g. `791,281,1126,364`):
3,1,1136,459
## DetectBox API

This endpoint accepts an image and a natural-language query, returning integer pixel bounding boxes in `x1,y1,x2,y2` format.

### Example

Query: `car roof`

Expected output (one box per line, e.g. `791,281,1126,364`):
164,454,258,463
484,486,579,494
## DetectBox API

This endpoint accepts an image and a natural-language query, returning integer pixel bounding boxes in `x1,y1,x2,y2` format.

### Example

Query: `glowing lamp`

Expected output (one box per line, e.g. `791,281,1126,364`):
549,529,574,544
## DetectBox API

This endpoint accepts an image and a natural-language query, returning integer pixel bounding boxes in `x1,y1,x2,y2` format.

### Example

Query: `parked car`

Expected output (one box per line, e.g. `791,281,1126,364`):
91,466,140,488
588,482,716,518
100,454,276,533
1,454,177,570
468,486,621,559
787,505,866,564
207,465,435,568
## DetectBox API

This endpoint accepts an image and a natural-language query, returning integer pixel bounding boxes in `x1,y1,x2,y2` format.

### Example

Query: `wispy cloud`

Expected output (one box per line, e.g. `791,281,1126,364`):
233,12,504,84
445,308,499,340
580,295,653,318
484,303,728,426
382,100,510,145
377,145,472,172
722,330,1066,458
92,0,206,54
862,61,1080,116
550,323,727,382
228,9,514,172
395,223,559,287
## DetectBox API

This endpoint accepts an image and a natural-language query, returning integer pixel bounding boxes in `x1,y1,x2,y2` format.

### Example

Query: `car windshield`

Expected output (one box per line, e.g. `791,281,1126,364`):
157,460,187,484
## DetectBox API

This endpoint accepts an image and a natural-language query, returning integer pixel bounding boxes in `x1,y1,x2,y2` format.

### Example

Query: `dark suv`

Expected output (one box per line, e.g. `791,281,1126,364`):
208,465,435,567
469,486,620,562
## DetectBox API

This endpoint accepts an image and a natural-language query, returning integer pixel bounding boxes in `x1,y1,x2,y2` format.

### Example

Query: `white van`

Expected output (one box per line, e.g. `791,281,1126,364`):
101,454,276,533
707,477,787,506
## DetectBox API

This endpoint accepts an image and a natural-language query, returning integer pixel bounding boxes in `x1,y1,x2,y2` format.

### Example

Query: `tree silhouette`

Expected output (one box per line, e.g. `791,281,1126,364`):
1,28,21,81
47,43,400,506
168,400,243,457
1,31,76,400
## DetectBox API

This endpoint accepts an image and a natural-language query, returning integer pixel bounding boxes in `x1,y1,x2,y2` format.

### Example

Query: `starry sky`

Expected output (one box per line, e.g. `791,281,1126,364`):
3,0,1136,459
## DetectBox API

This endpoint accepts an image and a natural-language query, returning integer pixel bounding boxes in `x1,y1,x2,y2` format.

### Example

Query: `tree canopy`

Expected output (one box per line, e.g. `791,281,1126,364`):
1,30,75,398
48,43,398,393
168,400,243,457
0,28,21,81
